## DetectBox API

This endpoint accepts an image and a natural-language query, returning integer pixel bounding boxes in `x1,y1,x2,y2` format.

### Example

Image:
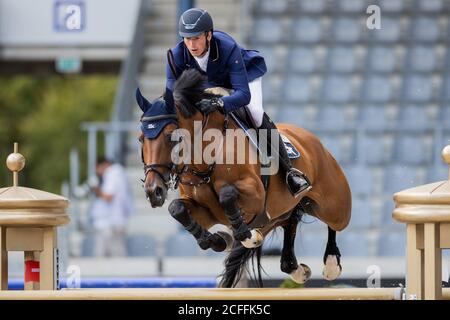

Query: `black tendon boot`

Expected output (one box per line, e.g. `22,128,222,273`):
259,113,312,197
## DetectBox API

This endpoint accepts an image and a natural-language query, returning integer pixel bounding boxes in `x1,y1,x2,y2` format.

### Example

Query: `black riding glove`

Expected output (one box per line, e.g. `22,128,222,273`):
195,98,224,115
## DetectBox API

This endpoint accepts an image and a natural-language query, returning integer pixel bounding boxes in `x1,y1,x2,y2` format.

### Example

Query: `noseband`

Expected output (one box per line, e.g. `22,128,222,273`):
142,163,179,190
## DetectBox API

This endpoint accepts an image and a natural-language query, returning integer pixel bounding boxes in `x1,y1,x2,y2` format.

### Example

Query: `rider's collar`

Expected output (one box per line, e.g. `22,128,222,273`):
209,37,219,62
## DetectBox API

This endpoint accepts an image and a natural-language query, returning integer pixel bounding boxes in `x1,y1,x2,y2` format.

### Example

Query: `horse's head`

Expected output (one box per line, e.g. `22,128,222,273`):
136,88,178,208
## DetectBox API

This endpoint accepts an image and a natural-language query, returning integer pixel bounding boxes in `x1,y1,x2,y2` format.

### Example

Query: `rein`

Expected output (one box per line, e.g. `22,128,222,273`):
176,105,227,189
178,163,216,187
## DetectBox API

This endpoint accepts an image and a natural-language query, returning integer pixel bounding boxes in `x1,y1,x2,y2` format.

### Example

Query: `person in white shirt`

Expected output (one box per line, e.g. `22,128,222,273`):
89,158,134,257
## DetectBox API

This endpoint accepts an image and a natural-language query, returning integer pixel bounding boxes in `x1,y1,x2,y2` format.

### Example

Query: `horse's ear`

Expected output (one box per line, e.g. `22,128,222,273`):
136,87,152,113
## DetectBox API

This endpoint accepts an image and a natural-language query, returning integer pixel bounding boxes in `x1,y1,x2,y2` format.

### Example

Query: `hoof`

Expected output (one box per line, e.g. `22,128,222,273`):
322,255,342,281
197,237,211,250
209,233,227,252
241,229,264,249
216,231,234,251
208,225,234,252
289,263,311,284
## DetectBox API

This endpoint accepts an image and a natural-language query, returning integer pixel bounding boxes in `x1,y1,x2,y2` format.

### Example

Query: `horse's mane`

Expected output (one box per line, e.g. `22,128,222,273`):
173,69,209,118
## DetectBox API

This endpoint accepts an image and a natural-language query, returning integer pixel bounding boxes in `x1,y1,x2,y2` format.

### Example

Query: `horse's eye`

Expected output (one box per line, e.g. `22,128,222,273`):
138,136,144,143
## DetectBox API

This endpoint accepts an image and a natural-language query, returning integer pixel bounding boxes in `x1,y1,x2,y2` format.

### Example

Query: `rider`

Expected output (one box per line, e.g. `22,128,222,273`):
164,8,311,197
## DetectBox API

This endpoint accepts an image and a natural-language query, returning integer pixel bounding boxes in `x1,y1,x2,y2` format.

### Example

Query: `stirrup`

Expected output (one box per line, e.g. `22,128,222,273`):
286,168,312,198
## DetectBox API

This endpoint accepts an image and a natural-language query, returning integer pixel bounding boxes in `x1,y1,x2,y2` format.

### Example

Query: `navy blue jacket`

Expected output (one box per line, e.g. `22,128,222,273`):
165,30,267,113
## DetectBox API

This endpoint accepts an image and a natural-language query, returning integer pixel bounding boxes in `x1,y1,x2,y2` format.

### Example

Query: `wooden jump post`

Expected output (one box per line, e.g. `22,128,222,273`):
393,145,450,300
0,143,70,290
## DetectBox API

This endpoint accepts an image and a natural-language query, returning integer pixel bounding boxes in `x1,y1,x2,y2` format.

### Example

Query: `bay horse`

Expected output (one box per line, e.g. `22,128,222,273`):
137,69,352,287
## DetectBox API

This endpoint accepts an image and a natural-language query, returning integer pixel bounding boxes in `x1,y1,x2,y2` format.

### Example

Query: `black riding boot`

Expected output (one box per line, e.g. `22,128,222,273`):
259,113,312,197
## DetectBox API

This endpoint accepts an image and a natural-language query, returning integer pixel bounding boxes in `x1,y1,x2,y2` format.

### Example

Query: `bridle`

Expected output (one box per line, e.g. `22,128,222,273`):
139,110,218,192
140,114,180,190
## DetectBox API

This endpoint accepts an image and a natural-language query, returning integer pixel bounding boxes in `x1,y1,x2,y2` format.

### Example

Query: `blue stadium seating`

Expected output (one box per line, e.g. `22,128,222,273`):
378,232,406,256
361,75,394,103
359,105,393,128
331,18,362,43
292,18,323,43
378,0,404,12
283,76,314,103
403,75,434,103
372,18,402,43
316,106,348,128
296,0,328,13
411,18,440,42
257,0,290,15
398,105,433,128
384,165,423,195
363,134,390,165
337,232,370,257
407,46,438,72
415,0,444,12
426,165,448,183
337,0,367,13
295,228,328,257
277,105,316,127
394,134,431,165
288,47,318,73
262,229,284,255
367,46,399,73
349,197,373,228
343,165,375,196
327,46,358,73
254,18,284,43
322,75,353,103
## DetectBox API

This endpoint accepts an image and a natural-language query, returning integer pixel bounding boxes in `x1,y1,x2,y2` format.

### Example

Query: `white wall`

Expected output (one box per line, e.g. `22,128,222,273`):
0,0,140,46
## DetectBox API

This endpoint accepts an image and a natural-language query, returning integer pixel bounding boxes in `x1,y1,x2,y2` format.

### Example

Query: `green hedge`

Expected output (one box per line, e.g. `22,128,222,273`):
0,75,117,193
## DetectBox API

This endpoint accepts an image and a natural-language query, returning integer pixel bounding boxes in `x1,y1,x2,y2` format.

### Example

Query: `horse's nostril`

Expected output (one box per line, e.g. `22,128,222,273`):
155,187,163,198
144,184,165,207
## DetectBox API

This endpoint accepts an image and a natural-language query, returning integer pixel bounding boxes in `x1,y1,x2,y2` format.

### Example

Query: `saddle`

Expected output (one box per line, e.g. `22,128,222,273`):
229,108,302,229
230,108,301,160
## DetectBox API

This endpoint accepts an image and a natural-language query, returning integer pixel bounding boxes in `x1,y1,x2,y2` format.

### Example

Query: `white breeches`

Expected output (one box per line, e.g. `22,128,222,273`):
246,77,264,128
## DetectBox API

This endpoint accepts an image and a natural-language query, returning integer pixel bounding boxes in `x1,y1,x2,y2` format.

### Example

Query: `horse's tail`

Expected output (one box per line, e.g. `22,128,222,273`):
218,243,263,288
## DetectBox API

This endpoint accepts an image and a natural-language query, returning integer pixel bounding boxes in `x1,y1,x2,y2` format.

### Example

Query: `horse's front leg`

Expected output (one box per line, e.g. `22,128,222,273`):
218,184,263,248
168,198,230,252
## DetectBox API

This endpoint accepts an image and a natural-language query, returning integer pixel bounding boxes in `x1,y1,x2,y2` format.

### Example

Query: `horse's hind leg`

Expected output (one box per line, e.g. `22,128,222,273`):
168,199,230,252
322,226,342,281
280,209,311,284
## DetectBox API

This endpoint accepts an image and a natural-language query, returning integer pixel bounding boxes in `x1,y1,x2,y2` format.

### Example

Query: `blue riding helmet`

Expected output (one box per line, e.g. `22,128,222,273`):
178,8,213,38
